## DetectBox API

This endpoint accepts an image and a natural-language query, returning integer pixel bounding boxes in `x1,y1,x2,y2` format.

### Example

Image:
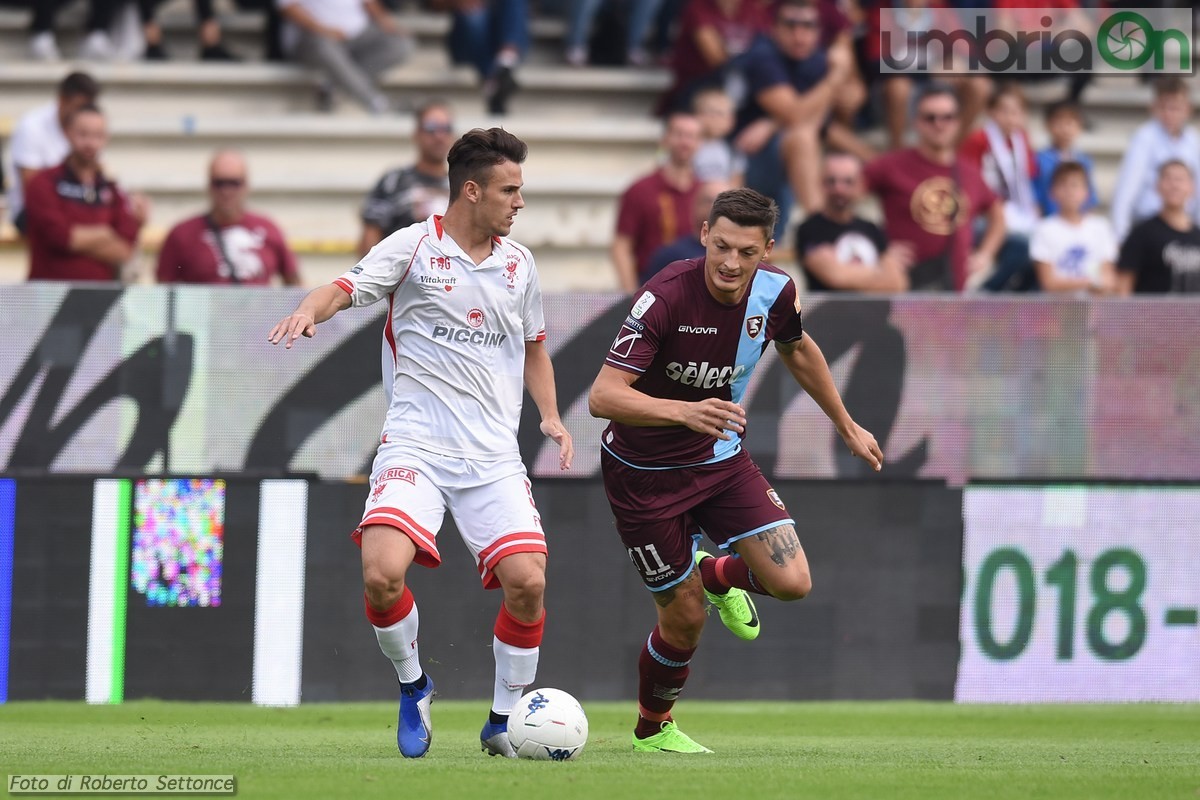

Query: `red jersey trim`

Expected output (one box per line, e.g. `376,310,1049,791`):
433,215,444,239
383,292,397,364
333,278,354,295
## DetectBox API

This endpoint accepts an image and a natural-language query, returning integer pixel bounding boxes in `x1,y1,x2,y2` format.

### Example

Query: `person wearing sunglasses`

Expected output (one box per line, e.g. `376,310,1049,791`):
359,101,455,257
156,149,300,285
863,83,1005,291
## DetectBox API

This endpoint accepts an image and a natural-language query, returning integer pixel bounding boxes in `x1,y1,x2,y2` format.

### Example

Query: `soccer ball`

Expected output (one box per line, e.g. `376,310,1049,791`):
506,688,588,761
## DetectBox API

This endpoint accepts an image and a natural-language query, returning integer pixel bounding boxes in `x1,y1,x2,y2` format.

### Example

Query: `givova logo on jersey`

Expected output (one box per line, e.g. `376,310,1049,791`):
665,360,746,388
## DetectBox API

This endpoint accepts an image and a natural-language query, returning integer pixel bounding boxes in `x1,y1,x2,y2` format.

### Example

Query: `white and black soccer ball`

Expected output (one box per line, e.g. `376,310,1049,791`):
506,688,588,761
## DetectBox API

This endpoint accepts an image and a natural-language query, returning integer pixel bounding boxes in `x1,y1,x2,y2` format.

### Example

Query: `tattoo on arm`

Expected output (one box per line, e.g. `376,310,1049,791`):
755,524,801,568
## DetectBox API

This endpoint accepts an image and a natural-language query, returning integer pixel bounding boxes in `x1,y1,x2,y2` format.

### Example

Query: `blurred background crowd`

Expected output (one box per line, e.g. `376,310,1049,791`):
1,0,1198,295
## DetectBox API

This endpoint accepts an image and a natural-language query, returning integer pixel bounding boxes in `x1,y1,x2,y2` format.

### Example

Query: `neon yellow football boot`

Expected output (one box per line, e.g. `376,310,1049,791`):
695,550,761,641
632,721,713,754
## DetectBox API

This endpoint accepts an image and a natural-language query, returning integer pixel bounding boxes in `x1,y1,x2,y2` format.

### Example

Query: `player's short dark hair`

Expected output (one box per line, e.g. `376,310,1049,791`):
1159,158,1194,180
1050,161,1088,188
987,81,1025,110
64,103,104,129
1153,76,1189,99
1044,99,1083,125
708,188,779,240
58,71,100,102
447,127,528,202
913,82,959,111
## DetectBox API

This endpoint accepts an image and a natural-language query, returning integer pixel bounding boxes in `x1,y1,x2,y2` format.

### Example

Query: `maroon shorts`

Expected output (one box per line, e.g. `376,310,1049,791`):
600,448,794,592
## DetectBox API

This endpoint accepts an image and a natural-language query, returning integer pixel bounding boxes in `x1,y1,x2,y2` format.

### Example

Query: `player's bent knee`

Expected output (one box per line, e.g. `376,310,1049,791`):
765,571,812,602
361,564,406,607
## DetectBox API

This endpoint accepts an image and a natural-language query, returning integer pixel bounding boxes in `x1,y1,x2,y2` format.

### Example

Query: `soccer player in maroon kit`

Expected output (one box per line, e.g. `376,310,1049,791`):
589,188,883,753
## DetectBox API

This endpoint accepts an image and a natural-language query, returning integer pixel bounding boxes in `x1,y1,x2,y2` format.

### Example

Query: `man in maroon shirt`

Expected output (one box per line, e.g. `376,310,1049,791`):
589,188,883,753
612,112,702,294
24,105,146,282
864,83,1005,290
157,150,300,286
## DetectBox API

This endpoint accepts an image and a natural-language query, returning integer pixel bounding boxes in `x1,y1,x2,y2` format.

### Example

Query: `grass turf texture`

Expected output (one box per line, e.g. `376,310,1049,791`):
2,701,1197,800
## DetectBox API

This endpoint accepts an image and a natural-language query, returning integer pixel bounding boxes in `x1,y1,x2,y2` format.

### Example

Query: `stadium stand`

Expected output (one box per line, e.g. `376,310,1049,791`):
0,1,1192,290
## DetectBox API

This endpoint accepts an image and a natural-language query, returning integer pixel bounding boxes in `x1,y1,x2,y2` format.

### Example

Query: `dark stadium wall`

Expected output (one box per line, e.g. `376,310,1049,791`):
301,479,964,703
0,477,961,703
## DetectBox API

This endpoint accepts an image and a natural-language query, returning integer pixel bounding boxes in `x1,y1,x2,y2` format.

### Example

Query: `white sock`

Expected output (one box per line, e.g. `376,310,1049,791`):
373,603,422,684
492,636,538,715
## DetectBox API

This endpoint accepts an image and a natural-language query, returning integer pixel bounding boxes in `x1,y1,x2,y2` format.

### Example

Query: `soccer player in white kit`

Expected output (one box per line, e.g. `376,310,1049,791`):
268,128,573,759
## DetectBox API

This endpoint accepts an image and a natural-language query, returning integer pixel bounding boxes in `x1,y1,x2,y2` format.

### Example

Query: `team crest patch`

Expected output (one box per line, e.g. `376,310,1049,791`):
766,488,785,511
505,257,520,289
746,315,765,339
467,308,485,328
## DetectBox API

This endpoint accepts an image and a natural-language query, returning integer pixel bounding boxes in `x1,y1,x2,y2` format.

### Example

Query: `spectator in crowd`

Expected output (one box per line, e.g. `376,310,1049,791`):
1117,160,1200,295
815,0,867,132
277,0,412,115
564,0,664,67
358,101,454,257
1029,162,1117,295
612,111,702,293
157,150,300,285
864,83,1004,291
1111,77,1200,242
24,105,147,282
795,152,912,292
959,83,1039,290
692,86,744,184
729,0,873,227
138,0,239,61
994,1,1093,107
431,0,529,115
661,0,774,112
29,0,119,61
644,178,731,280
862,0,991,149
6,71,101,235
1032,100,1098,217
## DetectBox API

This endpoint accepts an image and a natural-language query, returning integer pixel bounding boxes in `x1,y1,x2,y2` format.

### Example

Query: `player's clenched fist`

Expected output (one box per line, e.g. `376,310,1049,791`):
681,398,747,441
267,312,316,349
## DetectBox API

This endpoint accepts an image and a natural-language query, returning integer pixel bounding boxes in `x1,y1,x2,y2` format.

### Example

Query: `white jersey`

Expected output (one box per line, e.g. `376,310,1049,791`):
333,215,545,461
5,102,69,223
1030,214,1117,285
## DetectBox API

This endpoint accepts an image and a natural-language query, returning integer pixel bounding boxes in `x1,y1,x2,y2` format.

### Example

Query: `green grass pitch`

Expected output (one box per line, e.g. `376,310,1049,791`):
2,701,1198,799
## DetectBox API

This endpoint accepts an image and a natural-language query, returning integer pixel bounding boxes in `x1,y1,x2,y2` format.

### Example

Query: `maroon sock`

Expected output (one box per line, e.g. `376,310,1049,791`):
704,555,771,596
635,626,695,738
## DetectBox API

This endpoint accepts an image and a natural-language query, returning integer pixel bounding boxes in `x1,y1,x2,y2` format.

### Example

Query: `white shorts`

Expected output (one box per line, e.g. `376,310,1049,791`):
352,442,547,589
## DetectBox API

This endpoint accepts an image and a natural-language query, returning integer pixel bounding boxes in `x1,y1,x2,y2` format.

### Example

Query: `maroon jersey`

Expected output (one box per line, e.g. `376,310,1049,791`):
24,162,141,282
602,258,803,468
156,211,298,285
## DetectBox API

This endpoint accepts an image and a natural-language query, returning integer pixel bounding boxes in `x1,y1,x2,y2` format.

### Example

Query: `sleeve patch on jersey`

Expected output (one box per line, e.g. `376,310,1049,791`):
630,290,656,319
623,316,646,332
610,324,642,358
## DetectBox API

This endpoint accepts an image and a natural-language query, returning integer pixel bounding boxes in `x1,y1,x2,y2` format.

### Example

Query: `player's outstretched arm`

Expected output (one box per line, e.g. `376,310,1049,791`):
267,284,352,349
588,365,746,440
524,340,574,470
775,334,883,471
